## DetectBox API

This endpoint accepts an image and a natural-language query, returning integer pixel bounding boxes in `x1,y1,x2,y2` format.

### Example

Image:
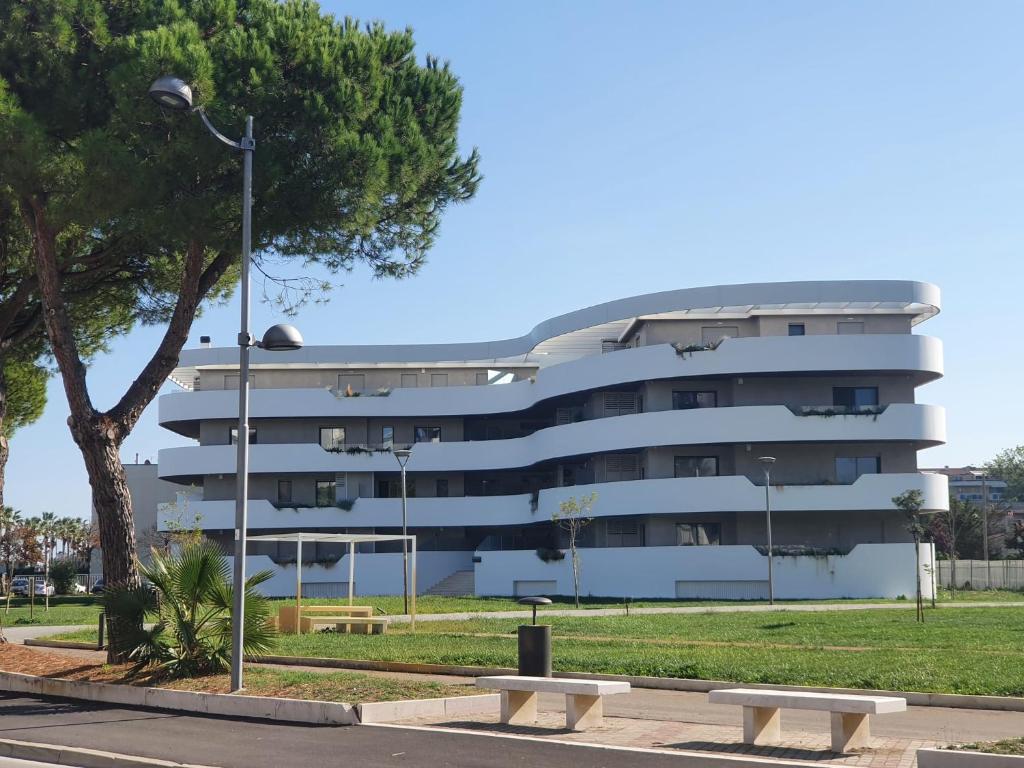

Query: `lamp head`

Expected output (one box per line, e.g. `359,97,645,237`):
148,76,193,111
393,448,412,467
259,324,303,351
757,456,776,467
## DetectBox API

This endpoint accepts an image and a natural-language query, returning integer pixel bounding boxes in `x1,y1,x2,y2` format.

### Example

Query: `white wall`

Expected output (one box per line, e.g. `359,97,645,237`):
236,551,473,598
473,543,934,600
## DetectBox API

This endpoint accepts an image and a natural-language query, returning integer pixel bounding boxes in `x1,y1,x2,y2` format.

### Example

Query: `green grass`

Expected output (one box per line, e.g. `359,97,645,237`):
0,596,102,627
258,606,1024,696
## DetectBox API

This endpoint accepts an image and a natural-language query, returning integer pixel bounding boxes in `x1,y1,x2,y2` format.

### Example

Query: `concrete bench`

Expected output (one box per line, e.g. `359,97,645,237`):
303,616,389,635
476,675,630,731
708,688,907,753
277,605,374,633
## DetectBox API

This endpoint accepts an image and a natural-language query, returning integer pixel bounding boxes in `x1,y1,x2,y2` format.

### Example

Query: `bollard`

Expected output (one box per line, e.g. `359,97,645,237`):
97,612,105,650
516,596,553,677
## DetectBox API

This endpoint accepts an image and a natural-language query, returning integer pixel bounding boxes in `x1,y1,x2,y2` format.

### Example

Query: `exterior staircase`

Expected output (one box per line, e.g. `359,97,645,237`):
425,569,475,597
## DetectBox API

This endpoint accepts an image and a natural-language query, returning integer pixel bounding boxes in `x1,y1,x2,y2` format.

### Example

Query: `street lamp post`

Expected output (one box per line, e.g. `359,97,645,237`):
971,469,990,588
393,448,412,615
149,77,304,692
758,456,777,605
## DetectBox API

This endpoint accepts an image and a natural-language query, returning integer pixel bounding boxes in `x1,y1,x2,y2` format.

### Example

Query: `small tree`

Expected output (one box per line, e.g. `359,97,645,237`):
553,494,596,608
49,558,79,595
894,489,926,621
0,505,20,601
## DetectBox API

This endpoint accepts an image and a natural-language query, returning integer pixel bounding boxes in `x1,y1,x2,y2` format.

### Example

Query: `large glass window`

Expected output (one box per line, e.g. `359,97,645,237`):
319,427,346,450
381,426,394,449
377,478,415,499
672,391,717,410
832,386,879,409
436,478,449,497
676,523,721,546
315,480,336,506
229,427,256,445
788,323,806,336
674,456,719,478
277,480,292,505
414,426,442,443
835,456,881,484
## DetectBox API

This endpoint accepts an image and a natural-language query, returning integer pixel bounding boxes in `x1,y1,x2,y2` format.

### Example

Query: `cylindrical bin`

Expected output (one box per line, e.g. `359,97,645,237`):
517,624,552,677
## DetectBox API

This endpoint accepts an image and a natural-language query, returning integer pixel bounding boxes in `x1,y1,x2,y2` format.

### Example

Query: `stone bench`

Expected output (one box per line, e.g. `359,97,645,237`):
475,675,630,731
708,688,907,753
303,616,389,635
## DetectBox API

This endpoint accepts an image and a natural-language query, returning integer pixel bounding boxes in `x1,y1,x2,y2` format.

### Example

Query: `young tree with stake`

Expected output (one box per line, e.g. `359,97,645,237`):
553,493,597,608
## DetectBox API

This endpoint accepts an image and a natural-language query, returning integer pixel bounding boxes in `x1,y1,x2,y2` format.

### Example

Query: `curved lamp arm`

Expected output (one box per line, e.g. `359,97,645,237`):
195,108,253,151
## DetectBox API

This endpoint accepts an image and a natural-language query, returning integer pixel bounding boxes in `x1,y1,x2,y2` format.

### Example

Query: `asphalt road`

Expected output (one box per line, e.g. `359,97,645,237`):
0,693,691,768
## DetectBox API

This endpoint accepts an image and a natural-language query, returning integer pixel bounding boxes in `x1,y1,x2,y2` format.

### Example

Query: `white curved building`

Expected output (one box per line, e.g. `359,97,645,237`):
155,280,947,599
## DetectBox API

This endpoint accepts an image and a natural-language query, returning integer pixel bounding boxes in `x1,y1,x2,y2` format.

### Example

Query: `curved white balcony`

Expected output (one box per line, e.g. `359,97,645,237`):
160,334,944,429
159,472,948,532
157,403,946,481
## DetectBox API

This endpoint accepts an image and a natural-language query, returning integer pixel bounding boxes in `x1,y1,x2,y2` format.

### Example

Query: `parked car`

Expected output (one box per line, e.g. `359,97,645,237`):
34,581,54,597
90,577,105,594
9,576,29,596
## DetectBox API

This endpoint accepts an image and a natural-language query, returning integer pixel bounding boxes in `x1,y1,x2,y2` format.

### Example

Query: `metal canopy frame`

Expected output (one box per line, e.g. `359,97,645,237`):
247,532,417,630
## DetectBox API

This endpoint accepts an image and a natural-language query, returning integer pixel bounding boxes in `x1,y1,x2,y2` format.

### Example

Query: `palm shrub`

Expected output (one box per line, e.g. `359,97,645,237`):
102,541,276,678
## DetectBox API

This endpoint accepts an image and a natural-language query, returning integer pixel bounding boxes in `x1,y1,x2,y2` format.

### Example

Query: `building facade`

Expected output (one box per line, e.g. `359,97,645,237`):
153,280,948,599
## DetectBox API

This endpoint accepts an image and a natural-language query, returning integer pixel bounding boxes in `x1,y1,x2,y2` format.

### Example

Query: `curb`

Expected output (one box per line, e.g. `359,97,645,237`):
254,655,1024,712
0,737,217,768
357,693,499,723
918,749,1024,768
0,670,358,725
25,637,103,651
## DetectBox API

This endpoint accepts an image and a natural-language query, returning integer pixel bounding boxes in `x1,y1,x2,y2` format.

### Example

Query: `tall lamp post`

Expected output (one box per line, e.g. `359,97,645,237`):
393,448,412,615
971,469,990,588
149,76,304,692
758,456,777,605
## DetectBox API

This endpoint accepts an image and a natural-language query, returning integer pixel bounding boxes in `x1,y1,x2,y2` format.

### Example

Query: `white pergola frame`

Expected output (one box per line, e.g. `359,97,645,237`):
247,532,417,630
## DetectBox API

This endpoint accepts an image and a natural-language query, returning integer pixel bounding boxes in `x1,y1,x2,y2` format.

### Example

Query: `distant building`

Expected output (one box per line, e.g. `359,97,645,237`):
923,465,1024,519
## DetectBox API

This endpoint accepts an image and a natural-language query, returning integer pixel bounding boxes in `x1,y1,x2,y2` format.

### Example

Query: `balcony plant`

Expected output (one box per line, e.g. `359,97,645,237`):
535,546,565,563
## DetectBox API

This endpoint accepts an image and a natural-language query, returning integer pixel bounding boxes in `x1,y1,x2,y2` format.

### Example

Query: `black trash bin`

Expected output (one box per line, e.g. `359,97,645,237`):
516,596,552,677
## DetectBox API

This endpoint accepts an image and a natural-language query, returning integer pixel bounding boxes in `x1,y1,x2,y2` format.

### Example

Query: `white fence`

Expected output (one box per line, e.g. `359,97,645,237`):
937,559,1024,590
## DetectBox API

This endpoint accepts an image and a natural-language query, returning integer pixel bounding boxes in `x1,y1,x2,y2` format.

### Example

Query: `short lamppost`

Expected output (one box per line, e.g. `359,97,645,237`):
758,456,777,605
149,76,304,693
393,448,412,615
971,469,991,588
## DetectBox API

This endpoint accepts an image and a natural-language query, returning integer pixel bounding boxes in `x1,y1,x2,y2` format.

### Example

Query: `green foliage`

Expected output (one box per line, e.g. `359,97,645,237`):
48,557,79,594
987,446,1024,502
2,358,47,438
102,541,276,678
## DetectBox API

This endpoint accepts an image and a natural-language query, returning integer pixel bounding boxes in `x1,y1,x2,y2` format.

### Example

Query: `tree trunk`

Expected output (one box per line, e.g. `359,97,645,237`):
0,361,8,512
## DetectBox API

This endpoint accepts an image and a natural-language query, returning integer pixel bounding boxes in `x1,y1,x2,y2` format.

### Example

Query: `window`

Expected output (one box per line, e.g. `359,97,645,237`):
224,375,256,390
315,480,336,506
672,391,717,410
414,426,441,443
381,426,394,449
338,373,365,392
400,373,418,388
701,325,739,345
229,427,257,445
835,456,881,484
788,323,806,336
475,371,489,385
377,478,415,498
319,427,346,451
603,391,637,417
676,523,721,546
277,480,293,505
605,454,639,482
607,520,644,547
837,321,865,335
674,456,719,478
436,478,449,497
430,373,449,387
832,386,879,408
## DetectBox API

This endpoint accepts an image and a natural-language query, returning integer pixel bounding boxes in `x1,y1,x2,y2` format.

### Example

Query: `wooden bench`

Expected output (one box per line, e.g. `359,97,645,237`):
476,675,630,731
277,605,374,633
302,615,389,635
708,688,907,753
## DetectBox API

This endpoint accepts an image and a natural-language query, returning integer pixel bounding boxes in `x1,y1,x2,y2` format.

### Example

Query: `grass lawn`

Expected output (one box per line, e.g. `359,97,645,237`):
0,596,102,627
257,606,1024,697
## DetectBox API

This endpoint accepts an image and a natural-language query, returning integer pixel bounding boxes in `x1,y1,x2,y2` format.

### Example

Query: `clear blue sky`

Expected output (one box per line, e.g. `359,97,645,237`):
7,1,1024,518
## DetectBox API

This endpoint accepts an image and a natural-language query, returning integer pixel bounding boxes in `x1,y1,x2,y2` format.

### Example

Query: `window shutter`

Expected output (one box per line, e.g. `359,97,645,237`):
604,392,637,417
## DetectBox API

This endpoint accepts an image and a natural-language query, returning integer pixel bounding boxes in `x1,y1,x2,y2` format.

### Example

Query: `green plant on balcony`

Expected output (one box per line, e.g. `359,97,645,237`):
535,546,566,563
336,499,356,511
671,338,724,358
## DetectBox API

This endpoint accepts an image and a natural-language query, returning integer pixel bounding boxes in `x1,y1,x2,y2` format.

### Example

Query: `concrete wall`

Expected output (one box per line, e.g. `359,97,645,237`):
474,543,935,599
123,464,197,564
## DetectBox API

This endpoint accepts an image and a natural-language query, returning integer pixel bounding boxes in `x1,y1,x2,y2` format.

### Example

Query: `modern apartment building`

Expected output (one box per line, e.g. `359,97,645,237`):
153,280,948,600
